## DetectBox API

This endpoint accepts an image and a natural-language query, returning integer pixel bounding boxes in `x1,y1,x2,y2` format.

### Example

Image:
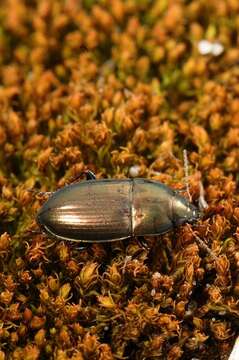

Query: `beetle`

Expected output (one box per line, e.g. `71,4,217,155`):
36,170,200,243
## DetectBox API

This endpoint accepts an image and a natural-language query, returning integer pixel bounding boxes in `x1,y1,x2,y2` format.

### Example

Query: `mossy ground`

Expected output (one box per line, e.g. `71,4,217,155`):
0,1,239,359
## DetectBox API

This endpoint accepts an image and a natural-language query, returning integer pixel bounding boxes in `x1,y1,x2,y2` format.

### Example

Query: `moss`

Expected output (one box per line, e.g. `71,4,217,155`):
0,0,238,359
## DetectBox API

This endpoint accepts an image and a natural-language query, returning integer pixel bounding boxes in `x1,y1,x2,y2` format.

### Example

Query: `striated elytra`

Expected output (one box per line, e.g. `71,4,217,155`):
36,172,200,243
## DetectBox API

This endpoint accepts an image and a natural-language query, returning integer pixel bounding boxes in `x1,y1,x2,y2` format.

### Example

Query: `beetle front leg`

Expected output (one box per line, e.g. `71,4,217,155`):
69,170,96,183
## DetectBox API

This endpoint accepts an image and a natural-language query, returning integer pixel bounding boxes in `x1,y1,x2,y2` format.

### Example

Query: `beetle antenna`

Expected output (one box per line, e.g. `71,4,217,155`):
198,181,209,210
183,149,192,202
190,229,217,261
66,170,96,184
27,189,53,197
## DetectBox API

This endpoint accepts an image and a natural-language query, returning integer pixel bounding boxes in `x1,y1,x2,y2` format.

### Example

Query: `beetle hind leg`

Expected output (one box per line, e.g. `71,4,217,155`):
60,239,91,252
72,243,91,251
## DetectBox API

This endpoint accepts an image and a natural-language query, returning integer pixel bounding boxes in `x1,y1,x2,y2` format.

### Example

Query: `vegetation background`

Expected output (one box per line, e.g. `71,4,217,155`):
0,0,239,359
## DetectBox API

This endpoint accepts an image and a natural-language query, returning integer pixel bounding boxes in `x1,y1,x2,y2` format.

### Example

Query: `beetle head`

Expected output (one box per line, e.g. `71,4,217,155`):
171,194,200,226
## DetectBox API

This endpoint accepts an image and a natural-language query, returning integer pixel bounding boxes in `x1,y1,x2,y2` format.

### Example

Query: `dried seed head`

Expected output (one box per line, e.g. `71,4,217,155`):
157,314,180,335
210,320,234,340
34,329,46,347
185,330,208,350
66,260,80,275
19,270,32,284
80,333,99,356
59,283,71,299
22,344,40,360
47,276,60,292
167,345,184,360
75,262,99,292
208,286,222,303
0,290,13,305
37,147,53,171
30,316,46,330
104,263,122,287
23,308,33,322
59,327,71,346
175,301,186,318
63,304,81,321
0,233,10,252
98,295,117,309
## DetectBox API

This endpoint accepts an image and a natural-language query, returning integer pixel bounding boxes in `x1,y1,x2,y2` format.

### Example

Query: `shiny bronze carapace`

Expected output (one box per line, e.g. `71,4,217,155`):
36,173,200,243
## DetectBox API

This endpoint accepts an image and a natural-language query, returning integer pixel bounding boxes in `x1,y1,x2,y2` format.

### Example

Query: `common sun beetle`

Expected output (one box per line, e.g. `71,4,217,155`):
36,171,200,243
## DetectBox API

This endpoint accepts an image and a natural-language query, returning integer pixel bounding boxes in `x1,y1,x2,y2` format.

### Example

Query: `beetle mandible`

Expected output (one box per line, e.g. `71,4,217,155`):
36,170,200,243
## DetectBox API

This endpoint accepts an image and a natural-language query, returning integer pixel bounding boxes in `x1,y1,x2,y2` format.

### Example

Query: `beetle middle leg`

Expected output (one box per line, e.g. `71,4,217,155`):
136,236,150,250
68,170,96,183
27,189,53,197
71,242,92,252
77,170,96,180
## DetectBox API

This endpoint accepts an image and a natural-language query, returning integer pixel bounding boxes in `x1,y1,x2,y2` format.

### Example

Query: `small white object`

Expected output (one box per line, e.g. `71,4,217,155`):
123,88,133,98
185,310,193,316
122,255,132,274
198,40,213,55
129,165,140,178
198,40,224,56
152,272,161,279
151,288,156,297
229,336,239,360
199,181,208,210
218,311,226,316
183,149,192,202
211,42,224,56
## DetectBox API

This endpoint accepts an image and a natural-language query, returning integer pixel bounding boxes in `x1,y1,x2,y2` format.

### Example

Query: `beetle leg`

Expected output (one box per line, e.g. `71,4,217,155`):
137,236,149,250
28,229,42,234
27,189,53,197
72,243,91,251
69,170,96,183
175,188,187,193
38,191,53,196
83,170,96,180
183,149,192,201
19,229,43,239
